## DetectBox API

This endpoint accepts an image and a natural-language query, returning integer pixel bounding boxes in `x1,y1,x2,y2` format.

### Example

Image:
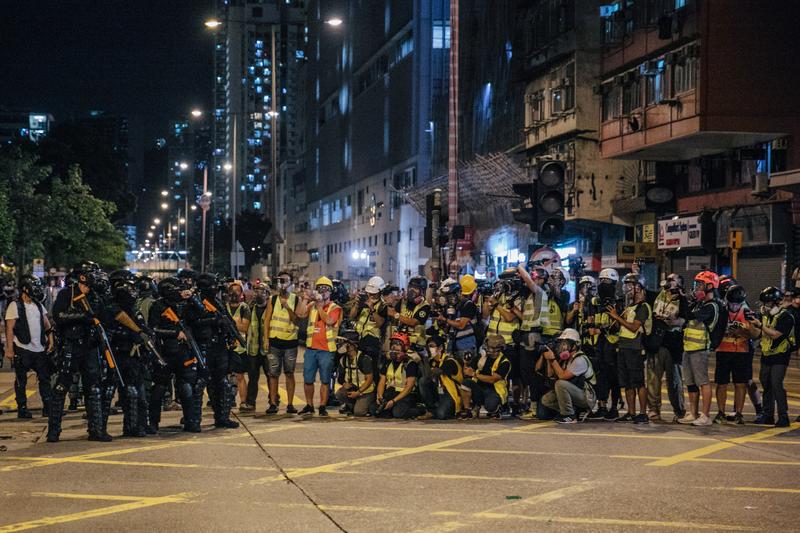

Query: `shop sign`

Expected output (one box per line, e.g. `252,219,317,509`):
658,215,701,249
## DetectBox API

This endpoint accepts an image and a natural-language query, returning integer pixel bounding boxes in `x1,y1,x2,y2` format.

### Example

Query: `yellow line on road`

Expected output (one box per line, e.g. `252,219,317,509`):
647,422,800,467
473,513,758,531
251,422,556,484
2,456,275,471
260,384,305,408
416,483,593,533
334,470,550,483
0,492,195,532
0,389,37,409
729,486,800,494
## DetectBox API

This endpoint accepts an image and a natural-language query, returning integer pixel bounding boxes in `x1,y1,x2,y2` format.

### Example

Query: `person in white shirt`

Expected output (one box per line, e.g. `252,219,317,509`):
4,275,54,419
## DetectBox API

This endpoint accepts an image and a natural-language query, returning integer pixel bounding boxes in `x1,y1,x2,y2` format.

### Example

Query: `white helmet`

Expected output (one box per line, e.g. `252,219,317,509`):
365,276,386,295
578,275,597,288
599,268,619,283
553,266,570,285
557,328,581,343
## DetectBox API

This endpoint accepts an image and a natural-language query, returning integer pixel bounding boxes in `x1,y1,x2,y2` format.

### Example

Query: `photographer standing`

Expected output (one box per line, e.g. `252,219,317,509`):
586,269,622,420
387,276,430,354
435,278,479,361
350,276,388,383
482,270,522,414
538,329,596,424
517,265,550,418
647,273,687,422
607,273,652,424
4,275,54,419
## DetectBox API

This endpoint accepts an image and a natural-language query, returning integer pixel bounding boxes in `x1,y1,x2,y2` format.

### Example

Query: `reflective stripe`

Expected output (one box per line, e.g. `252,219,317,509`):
718,307,749,353
618,303,651,340
653,292,681,331
386,361,409,392
488,297,520,345
594,311,618,344
270,294,299,341
684,321,709,352
306,303,340,351
541,300,563,337
432,356,462,411
355,305,381,339
343,355,374,394
246,306,265,355
521,291,548,330
400,301,427,345
226,304,248,354
491,355,509,401
761,310,795,356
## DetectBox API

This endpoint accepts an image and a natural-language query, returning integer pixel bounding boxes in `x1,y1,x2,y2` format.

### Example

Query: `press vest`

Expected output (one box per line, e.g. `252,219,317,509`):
653,291,682,332
306,302,341,352
343,354,374,394
760,310,795,357
488,296,520,345
355,304,381,340
718,307,750,353
566,350,596,389
385,360,413,393
489,354,509,401
246,305,267,356
618,302,652,340
226,303,248,353
684,302,717,353
521,290,549,331
269,293,299,341
400,301,428,346
542,299,563,337
431,355,463,411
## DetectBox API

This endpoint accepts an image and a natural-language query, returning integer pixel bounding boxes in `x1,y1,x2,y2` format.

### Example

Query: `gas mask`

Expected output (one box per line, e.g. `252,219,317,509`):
277,278,293,295
763,304,781,316
597,281,616,300
389,348,407,363
692,282,707,302
728,302,742,313
407,288,421,306
315,286,331,302
556,341,573,361
253,290,267,306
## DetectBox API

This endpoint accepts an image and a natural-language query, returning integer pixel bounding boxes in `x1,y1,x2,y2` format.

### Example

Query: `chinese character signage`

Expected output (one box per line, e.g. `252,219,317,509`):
658,215,702,249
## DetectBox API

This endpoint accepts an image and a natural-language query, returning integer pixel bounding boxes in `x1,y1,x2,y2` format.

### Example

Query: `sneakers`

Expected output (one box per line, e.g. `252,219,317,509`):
713,412,728,424
753,414,775,425
416,411,434,421
298,404,314,416
732,412,745,425
519,410,538,420
239,403,255,413
318,406,329,417
604,409,619,421
633,413,649,425
691,413,712,426
555,415,577,424
775,415,790,428
339,405,353,416
17,408,33,419
647,410,661,421
285,404,298,414
457,409,473,420
265,404,279,415
587,407,608,420
677,413,696,425
615,413,633,423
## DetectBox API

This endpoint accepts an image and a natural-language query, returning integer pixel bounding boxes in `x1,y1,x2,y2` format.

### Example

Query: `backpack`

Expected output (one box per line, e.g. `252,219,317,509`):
704,300,728,351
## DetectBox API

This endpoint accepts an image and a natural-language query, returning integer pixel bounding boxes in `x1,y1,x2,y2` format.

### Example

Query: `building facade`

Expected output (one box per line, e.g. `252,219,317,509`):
597,0,800,289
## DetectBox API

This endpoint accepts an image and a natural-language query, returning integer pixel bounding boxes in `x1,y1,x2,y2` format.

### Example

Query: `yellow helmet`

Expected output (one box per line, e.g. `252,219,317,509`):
315,276,333,288
460,274,477,295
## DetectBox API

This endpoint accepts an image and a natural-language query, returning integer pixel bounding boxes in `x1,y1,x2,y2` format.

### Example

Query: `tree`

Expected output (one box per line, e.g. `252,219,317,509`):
41,166,127,270
0,191,14,259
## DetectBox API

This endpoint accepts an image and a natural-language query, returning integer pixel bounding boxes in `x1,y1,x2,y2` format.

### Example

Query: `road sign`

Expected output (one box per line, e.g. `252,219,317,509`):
617,242,658,262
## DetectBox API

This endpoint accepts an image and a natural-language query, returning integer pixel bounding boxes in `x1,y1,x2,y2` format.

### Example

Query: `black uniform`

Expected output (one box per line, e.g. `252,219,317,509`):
48,286,108,442
148,297,200,432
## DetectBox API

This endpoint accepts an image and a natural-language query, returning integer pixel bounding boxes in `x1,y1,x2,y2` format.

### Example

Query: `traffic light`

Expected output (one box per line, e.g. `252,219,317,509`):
536,160,565,240
511,183,537,230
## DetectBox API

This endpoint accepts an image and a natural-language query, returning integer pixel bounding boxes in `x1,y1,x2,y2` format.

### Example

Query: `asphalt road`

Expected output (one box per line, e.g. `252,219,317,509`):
1,357,799,532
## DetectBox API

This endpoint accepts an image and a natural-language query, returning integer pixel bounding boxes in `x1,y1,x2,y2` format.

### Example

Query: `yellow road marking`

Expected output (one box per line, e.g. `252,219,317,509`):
416,483,593,533
729,486,800,494
277,503,389,513
473,513,758,531
0,492,194,532
334,470,551,483
0,424,300,472
251,422,556,484
2,456,275,471
260,384,304,408
647,422,800,467
0,389,37,409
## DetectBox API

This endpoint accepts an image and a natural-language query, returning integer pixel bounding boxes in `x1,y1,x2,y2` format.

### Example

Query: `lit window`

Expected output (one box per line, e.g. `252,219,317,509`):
433,21,451,49
253,201,261,209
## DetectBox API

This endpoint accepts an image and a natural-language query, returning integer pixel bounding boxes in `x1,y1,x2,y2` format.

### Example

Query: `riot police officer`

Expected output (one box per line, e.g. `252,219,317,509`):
184,273,239,429
48,261,110,442
148,277,201,433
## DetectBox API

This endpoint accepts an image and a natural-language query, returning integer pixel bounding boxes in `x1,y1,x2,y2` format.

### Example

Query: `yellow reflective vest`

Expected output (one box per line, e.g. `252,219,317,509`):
342,354,375,394
269,293,299,341
306,302,341,352
400,301,428,346
684,302,718,353
761,310,796,357
542,300,563,337
246,305,267,356
355,303,382,340
385,360,414,393
487,296,520,345
432,355,463,411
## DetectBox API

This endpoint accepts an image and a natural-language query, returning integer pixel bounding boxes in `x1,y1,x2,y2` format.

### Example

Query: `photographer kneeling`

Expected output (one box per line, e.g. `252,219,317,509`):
372,333,424,419
334,331,375,416
539,328,596,424
461,335,511,419
418,336,463,420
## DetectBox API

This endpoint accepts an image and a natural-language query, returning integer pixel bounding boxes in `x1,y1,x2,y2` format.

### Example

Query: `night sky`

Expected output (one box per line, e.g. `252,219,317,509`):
0,0,214,141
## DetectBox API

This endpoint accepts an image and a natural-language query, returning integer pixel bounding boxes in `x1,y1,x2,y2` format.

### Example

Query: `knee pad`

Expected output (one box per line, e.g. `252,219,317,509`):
687,385,699,393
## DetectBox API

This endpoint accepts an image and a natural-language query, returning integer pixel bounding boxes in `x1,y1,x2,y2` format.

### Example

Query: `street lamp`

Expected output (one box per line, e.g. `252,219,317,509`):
180,162,189,170
161,190,169,197
224,163,232,172
161,202,169,210
153,218,161,225
204,18,222,29
190,109,203,118
325,17,343,26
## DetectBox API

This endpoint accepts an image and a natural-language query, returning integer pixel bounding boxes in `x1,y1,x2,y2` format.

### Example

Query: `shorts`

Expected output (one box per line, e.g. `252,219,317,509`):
267,346,298,377
682,350,710,387
715,351,750,385
303,348,334,385
617,347,645,389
